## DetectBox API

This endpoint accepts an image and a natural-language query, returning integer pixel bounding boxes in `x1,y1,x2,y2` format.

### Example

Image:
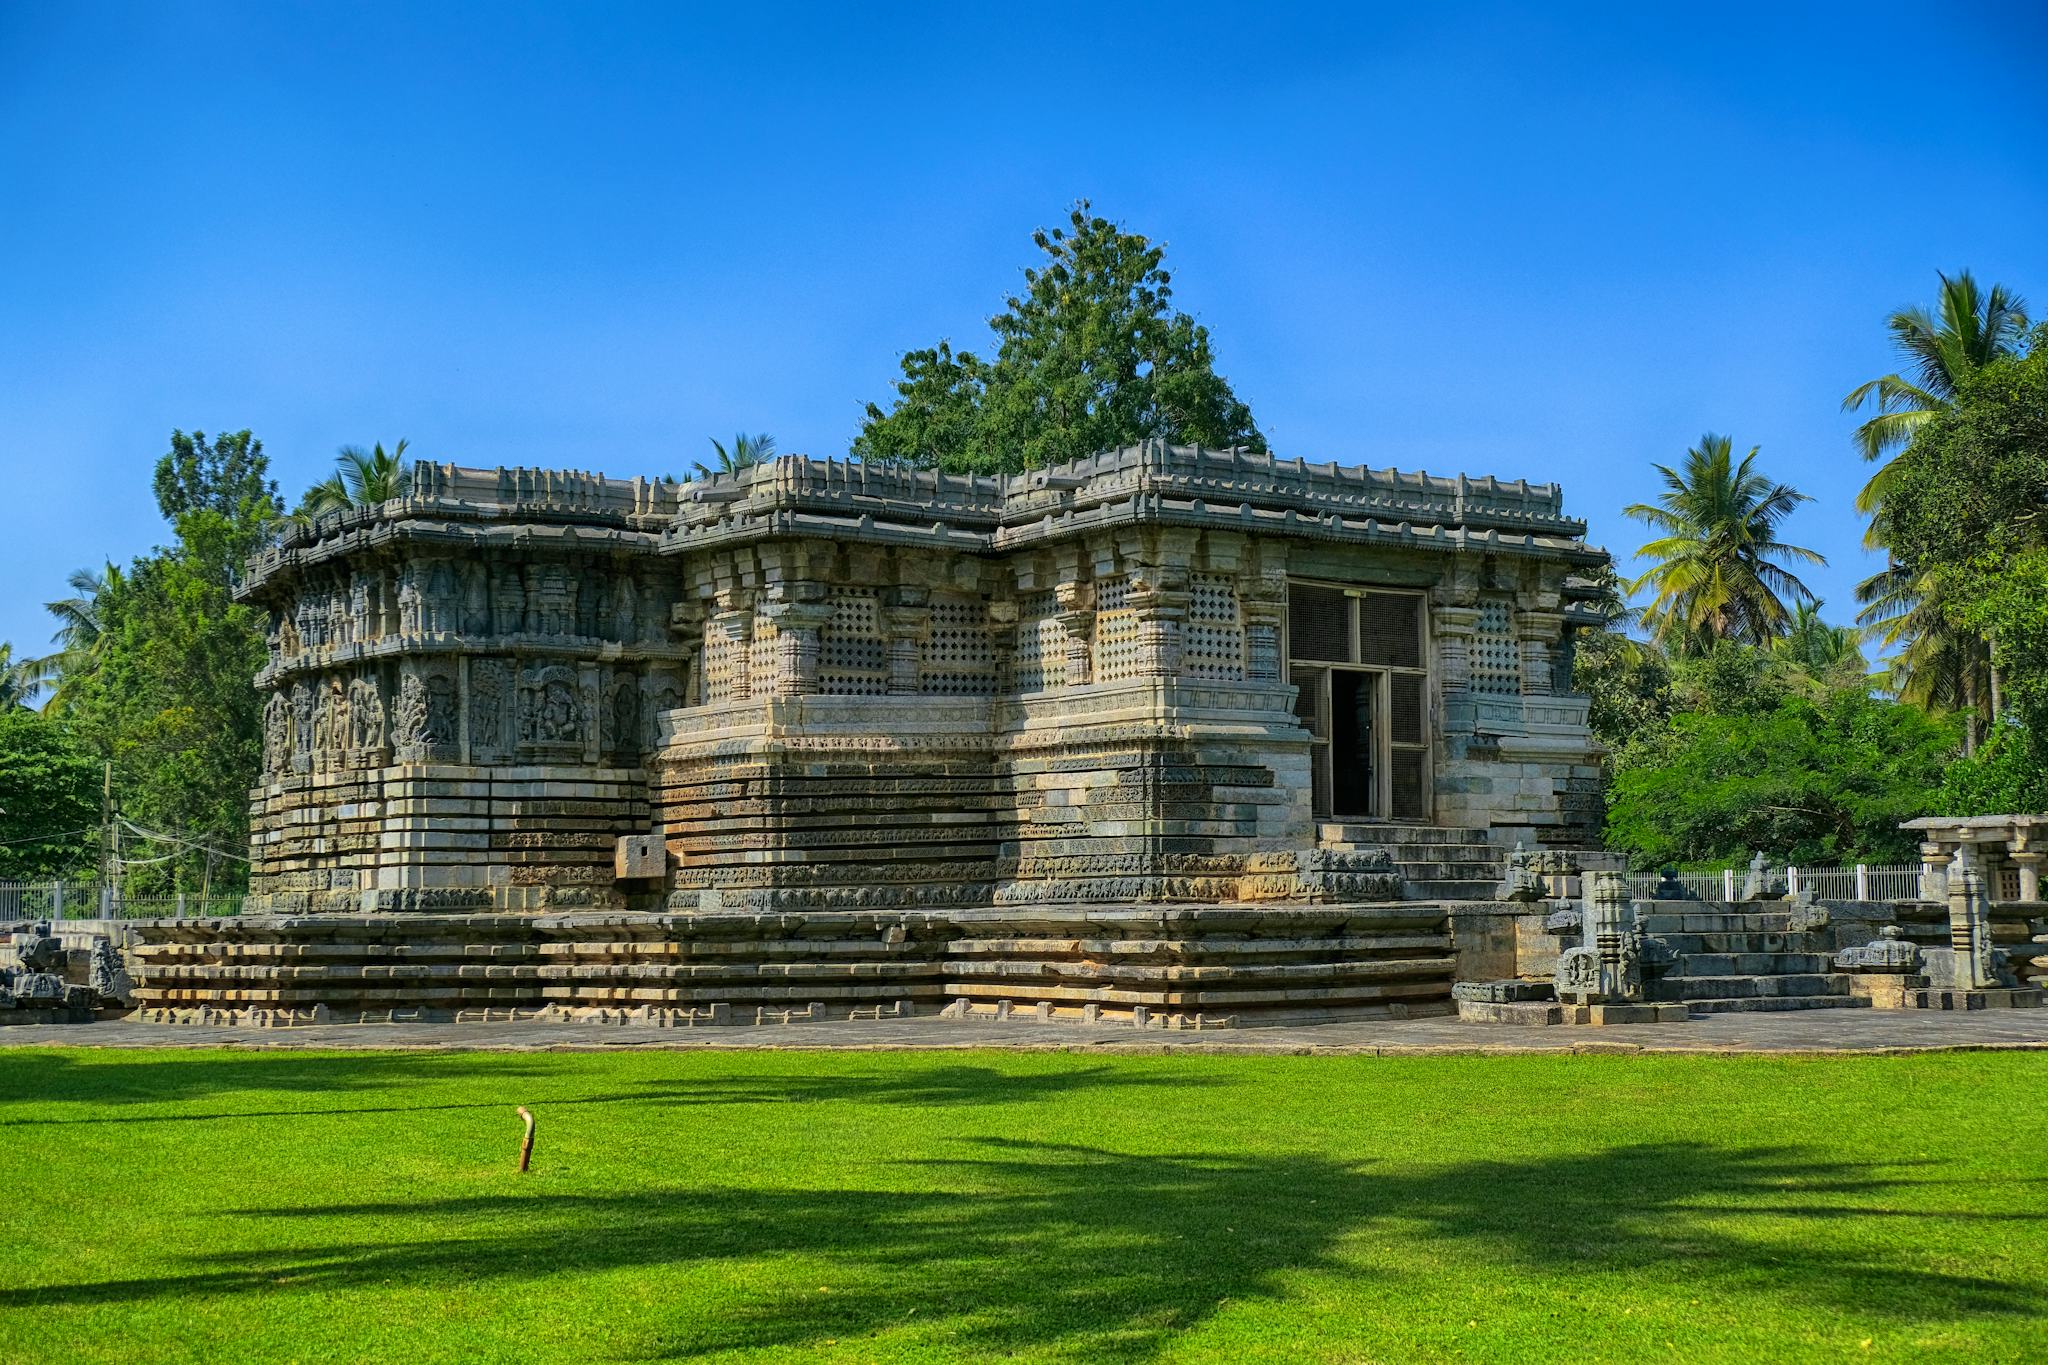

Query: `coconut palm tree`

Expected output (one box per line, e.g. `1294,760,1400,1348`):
300,440,414,519
1844,272,2027,744
695,432,776,479
1625,435,1826,654
0,643,39,710
1772,601,1867,680
25,562,121,713
1842,271,2029,490
1856,563,1994,748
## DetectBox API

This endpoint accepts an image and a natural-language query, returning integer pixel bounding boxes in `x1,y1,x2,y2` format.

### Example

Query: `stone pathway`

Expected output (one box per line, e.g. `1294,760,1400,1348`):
2,1009,2046,1055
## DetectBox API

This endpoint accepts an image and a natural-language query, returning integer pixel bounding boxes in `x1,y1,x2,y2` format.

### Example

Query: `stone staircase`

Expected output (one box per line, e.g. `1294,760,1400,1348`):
1639,903,1869,1015
1319,823,1503,901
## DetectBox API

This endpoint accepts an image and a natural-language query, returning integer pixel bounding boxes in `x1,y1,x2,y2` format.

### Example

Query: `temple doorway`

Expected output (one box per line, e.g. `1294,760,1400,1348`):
1287,581,1432,822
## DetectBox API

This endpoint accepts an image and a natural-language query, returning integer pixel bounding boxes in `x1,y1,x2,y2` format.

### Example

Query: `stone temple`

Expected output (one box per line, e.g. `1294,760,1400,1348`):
135,443,1625,1027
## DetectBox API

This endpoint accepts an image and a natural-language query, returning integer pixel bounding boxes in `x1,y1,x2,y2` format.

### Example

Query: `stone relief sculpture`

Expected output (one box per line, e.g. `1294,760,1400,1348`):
397,570,422,635
493,566,525,637
263,693,289,775
613,569,638,642
347,676,385,751
424,674,458,748
462,563,491,635
392,672,429,756
431,561,460,633
519,665,585,745
471,659,508,752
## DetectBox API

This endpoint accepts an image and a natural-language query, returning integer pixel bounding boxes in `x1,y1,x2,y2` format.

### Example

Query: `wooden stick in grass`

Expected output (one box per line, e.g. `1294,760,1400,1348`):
515,1106,535,1173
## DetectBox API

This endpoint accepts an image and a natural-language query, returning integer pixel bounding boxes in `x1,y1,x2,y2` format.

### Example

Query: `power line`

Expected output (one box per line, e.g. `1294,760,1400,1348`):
116,816,249,865
0,827,96,849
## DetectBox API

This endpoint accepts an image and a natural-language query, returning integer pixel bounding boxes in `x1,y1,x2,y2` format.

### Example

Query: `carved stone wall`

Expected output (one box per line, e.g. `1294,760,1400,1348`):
240,464,686,911
242,445,1607,916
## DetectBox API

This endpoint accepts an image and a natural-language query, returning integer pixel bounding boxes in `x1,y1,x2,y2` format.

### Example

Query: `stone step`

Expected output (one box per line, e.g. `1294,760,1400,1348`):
1668,952,1835,977
1652,931,1825,955
1641,912,1796,935
1679,995,1874,1015
1391,859,1504,881
1319,824,1496,848
1403,878,1502,902
1649,972,1855,1003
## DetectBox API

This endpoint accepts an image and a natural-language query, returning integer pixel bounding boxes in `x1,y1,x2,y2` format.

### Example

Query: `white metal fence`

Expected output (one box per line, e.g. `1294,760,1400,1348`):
0,880,248,921
1624,863,1925,903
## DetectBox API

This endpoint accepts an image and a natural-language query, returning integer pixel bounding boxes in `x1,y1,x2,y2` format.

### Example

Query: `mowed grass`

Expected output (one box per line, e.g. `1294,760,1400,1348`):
1,1048,2045,1363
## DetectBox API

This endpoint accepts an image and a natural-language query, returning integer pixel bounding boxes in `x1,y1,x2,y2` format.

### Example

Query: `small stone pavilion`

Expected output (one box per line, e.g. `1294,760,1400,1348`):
136,444,1617,1027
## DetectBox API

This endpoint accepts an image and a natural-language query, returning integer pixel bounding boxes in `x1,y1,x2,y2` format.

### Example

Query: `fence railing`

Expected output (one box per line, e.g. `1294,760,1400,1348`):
0,881,248,921
1624,863,1925,903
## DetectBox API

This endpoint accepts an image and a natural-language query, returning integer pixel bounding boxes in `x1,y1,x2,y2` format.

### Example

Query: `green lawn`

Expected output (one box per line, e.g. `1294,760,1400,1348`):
1,1048,2044,1363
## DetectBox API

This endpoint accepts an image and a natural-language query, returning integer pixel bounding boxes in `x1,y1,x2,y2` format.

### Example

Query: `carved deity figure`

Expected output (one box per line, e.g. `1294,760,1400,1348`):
424,561,456,633
576,569,603,639
393,673,429,753
397,571,422,635
612,570,638,642
494,567,525,637
470,659,507,751
262,693,289,774
607,681,639,755
292,682,315,763
350,574,372,643
647,683,682,747
462,564,491,635
424,675,457,746
347,676,384,750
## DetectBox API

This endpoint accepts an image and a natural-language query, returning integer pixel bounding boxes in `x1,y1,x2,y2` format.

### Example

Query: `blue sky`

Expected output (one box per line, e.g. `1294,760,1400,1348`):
3,1,2044,658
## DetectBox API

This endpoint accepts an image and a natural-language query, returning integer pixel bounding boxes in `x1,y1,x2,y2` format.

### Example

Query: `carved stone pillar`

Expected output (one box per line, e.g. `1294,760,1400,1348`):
1129,569,1189,680
1948,855,1998,989
987,599,1020,693
1516,609,1564,698
1054,580,1094,686
883,588,931,695
761,592,833,697
1240,574,1286,684
2012,850,2043,904
708,605,754,702
1919,841,1952,903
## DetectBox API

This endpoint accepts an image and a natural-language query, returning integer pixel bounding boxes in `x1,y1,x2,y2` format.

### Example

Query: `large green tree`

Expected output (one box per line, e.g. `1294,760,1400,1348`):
1882,333,2048,775
856,204,1265,473
1624,434,1825,653
1845,272,2029,735
64,430,283,891
1603,686,1955,867
0,707,100,880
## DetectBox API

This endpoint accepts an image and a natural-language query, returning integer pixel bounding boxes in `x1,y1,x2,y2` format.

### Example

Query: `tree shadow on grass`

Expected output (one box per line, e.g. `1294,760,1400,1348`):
0,1050,563,1111
7,1139,2042,1360
0,1060,1224,1125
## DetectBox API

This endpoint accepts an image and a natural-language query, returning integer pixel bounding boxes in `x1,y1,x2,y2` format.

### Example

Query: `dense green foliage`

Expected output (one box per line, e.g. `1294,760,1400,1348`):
856,204,1264,474
0,708,99,879
54,431,282,889
1582,638,1954,866
1880,333,2048,802
1604,688,1954,867
1849,276,2032,747
2,1047,2044,1363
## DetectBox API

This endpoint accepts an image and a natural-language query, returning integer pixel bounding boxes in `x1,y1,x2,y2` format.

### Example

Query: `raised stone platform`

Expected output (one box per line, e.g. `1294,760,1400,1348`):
126,904,1454,1029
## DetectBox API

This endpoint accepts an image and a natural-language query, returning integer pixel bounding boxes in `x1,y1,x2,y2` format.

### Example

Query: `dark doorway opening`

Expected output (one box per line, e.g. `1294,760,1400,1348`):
1330,670,1377,818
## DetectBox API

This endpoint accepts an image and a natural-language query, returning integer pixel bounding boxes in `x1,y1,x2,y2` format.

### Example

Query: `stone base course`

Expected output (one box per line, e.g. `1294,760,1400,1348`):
126,903,1455,1029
